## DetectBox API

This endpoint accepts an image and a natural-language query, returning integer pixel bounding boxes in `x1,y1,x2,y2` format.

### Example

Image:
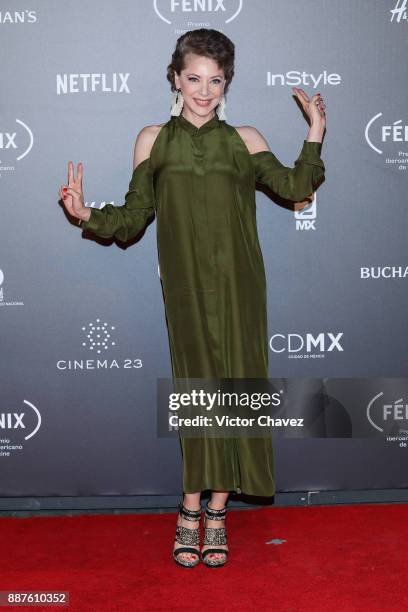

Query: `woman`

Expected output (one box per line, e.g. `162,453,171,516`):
59,28,326,569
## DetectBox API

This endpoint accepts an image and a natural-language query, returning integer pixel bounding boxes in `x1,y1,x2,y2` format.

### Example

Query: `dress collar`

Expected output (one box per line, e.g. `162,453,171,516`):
173,112,222,135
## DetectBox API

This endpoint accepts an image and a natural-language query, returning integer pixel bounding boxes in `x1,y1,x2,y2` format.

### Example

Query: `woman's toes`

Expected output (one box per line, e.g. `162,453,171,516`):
178,549,198,563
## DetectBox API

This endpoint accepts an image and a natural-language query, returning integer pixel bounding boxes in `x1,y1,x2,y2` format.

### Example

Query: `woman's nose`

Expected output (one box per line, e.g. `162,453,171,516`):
199,83,209,96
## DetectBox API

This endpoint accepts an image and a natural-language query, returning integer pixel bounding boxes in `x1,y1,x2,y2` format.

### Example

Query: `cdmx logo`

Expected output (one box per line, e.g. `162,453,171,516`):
294,195,317,231
390,0,408,23
0,400,41,440
269,332,344,356
367,392,408,433
153,0,243,24
365,113,408,155
0,119,33,162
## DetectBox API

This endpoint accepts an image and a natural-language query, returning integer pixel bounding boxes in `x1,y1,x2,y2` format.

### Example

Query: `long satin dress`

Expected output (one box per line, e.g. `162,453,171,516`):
81,112,325,496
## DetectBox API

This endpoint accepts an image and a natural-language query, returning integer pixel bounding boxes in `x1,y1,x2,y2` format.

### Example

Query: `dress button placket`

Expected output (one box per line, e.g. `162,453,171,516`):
191,130,214,289
190,131,218,352
192,133,204,160
191,132,206,229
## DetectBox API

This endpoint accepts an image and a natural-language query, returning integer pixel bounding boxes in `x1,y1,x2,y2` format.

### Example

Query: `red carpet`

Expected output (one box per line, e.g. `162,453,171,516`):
1,503,407,611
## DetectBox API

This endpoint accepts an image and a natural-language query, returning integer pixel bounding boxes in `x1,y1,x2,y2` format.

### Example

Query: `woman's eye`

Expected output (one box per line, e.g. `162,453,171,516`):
187,77,222,84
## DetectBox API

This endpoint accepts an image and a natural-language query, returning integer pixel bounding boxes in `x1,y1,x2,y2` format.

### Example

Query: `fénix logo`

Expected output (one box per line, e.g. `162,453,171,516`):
0,10,37,24
365,113,408,171
270,333,344,358
294,197,317,231
0,399,41,458
365,113,408,152
153,0,242,24
0,400,41,440
56,74,130,95
390,0,408,23
361,266,408,279
266,70,341,88
0,119,33,167
367,392,408,435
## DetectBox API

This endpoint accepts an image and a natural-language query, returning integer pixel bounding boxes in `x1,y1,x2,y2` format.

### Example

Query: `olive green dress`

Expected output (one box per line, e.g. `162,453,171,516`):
81,112,325,496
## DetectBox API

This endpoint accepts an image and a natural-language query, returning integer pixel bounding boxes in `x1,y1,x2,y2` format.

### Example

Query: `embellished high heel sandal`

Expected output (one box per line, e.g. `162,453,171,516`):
201,501,229,568
172,502,202,568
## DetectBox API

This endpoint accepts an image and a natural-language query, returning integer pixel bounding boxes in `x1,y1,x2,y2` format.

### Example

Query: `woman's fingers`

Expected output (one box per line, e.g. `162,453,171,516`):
63,186,82,201
313,94,326,116
77,162,83,186
67,161,83,188
311,92,325,107
68,161,74,186
59,187,74,215
292,88,326,123
293,87,309,104
60,184,84,216
59,186,70,202
293,88,311,115
293,88,324,108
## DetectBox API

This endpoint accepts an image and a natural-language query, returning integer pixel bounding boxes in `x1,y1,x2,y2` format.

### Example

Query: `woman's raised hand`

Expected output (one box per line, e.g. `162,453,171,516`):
59,161,91,222
292,87,326,132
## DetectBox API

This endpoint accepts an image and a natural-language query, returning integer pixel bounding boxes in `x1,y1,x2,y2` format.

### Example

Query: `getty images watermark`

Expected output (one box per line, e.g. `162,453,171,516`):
157,378,300,438
156,377,408,443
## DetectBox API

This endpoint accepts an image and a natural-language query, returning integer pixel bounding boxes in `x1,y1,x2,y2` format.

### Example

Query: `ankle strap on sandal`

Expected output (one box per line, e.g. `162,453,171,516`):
205,501,227,520
178,502,201,521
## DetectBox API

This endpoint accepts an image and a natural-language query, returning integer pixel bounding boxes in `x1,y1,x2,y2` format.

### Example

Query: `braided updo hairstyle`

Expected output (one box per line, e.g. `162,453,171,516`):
166,28,235,95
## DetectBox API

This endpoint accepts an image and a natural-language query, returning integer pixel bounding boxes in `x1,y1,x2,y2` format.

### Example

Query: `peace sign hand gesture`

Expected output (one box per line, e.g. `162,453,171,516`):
59,161,91,222
292,87,326,131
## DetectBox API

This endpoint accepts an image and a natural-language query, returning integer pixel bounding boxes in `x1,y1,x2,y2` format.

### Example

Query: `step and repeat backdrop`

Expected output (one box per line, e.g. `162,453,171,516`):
1,1,407,498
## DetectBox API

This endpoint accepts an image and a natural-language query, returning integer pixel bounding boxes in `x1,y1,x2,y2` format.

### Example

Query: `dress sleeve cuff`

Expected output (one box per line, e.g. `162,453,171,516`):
80,208,104,232
298,140,324,167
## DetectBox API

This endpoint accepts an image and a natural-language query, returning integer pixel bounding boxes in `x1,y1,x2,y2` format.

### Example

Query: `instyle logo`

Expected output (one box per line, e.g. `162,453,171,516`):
0,399,41,459
367,392,408,437
153,0,242,28
360,266,408,279
294,196,317,231
270,332,344,359
365,113,408,171
266,70,341,88
56,318,143,372
0,10,37,24
56,74,130,95
390,0,408,23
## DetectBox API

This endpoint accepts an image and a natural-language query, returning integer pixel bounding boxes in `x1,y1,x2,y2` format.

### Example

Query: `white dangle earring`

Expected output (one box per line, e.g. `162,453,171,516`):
216,94,227,120
170,88,184,116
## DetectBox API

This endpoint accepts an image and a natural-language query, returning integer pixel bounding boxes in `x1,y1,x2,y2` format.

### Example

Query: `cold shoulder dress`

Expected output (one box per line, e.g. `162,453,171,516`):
81,112,325,496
